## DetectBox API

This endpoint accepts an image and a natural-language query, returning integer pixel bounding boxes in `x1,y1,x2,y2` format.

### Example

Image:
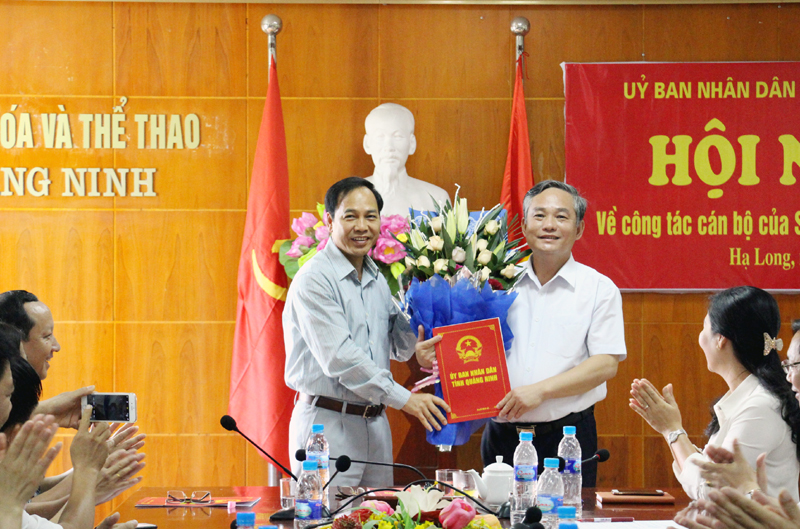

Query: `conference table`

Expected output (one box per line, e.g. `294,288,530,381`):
118,486,691,528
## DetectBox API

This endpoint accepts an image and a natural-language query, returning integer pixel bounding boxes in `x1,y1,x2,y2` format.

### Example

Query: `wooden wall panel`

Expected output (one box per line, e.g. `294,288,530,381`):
262,99,379,210
115,2,247,97
527,100,565,182
0,96,116,209
596,323,643,437
114,98,248,209
403,100,510,208
114,323,235,433
126,434,247,486
0,2,113,95
115,211,244,321
597,435,644,488
644,4,800,62
0,211,114,321
520,5,643,98
40,323,115,400
644,323,729,434
249,4,380,98
380,6,513,99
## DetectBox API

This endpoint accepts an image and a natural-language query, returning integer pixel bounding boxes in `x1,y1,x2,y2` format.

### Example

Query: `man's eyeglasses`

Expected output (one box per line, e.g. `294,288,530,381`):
166,491,212,504
781,361,800,375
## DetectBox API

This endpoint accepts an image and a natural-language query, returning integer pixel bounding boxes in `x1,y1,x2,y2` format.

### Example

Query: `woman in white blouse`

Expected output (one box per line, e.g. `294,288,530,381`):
629,286,800,501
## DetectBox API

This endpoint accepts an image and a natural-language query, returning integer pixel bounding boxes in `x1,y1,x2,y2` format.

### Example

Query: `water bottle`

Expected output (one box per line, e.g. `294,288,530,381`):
511,431,538,525
557,505,577,526
294,460,323,529
557,426,582,515
536,458,564,529
305,424,330,506
237,513,256,529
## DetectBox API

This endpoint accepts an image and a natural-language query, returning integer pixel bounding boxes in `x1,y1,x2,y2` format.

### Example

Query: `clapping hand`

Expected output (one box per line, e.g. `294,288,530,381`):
629,378,683,437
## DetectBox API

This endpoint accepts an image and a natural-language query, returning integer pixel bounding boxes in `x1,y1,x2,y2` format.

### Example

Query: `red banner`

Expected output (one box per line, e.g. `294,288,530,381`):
564,62,800,291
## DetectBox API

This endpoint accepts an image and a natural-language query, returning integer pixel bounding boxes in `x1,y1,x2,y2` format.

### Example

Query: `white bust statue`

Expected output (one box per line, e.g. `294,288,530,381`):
363,103,450,217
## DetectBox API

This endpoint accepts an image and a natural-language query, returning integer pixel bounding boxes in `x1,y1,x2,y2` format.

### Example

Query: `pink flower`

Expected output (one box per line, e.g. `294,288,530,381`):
371,237,407,264
292,212,319,238
286,235,315,258
439,498,476,529
360,500,394,516
315,225,330,242
381,215,410,237
317,237,328,251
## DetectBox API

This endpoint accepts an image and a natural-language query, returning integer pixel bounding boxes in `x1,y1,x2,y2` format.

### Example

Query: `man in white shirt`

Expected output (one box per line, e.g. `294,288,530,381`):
480,180,627,486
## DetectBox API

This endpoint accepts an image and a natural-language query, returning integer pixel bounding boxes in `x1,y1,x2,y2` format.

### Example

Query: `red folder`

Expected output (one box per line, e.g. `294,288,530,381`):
433,318,511,423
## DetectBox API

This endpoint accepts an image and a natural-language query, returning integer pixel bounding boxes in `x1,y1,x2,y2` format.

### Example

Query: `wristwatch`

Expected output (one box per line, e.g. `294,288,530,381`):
667,428,687,445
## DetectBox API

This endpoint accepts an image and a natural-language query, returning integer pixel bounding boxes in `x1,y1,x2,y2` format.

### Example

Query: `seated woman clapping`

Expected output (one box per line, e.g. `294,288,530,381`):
630,286,800,500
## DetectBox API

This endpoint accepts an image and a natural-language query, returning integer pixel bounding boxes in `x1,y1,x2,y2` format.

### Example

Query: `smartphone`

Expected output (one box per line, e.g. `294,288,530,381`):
81,393,137,423
611,489,665,496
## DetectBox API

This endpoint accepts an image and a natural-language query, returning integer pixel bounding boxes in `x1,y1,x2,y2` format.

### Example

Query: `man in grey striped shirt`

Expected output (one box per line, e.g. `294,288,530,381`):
284,177,450,486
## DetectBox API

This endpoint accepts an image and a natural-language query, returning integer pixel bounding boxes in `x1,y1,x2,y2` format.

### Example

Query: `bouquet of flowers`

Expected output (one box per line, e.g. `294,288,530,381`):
329,486,499,529
397,190,531,450
279,204,411,294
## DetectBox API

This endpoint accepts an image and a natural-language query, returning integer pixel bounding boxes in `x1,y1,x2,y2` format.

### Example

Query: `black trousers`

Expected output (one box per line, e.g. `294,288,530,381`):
480,407,599,487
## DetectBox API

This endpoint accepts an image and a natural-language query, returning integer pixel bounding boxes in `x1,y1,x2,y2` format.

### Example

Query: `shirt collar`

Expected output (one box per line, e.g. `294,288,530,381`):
524,254,578,289
324,242,378,284
714,374,760,423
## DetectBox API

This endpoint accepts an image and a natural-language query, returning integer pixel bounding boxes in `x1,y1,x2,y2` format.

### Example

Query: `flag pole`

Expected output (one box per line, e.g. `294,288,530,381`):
262,14,282,67
510,16,530,61
260,13,283,487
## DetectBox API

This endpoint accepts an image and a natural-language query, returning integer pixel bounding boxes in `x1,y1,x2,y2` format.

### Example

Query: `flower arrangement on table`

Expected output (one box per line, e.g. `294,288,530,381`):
330,486,499,529
397,190,531,450
279,204,411,294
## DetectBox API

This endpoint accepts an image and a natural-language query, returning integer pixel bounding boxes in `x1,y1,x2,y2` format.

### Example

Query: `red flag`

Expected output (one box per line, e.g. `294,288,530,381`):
228,58,295,470
501,55,534,245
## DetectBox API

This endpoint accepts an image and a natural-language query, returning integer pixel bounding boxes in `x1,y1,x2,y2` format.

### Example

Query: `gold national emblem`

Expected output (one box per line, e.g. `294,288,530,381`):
456,335,482,363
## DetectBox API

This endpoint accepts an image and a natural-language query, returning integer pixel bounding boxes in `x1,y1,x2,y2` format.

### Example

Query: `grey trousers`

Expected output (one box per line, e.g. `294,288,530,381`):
289,398,394,487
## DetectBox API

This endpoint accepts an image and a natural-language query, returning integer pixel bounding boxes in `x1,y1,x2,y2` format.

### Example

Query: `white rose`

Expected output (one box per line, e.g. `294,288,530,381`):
501,264,517,279
475,238,489,252
427,235,444,252
484,219,500,235
477,249,493,266
433,258,449,274
430,216,444,233
405,256,416,268
417,255,431,268
451,246,467,264
479,266,491,281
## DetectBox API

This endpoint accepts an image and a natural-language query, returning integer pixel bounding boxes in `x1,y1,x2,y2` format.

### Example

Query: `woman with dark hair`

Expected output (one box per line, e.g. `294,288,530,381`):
630,286,800,500
2,355,42,433
0,322,41,433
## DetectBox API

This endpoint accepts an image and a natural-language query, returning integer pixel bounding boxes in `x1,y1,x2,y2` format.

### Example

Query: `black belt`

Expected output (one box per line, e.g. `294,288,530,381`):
299,394,385,419
495,406,594,438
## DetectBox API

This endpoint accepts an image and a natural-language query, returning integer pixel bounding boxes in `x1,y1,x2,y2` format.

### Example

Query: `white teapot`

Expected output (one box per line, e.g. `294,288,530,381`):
467,455,514,506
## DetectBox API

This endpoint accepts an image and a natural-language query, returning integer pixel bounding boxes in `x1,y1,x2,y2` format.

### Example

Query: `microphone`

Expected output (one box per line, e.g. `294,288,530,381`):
510,506,544,529
582,448,610,464
220,415,297,480
523,506,542,524
295,449,427,480
321,456,352,491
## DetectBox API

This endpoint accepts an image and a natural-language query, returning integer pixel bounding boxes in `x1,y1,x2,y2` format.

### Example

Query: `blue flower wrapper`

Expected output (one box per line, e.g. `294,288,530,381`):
404,274,518,447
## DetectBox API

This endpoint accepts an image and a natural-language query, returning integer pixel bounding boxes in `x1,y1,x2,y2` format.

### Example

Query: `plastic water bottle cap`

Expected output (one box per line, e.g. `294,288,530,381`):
237,512,256,525
302,460,318,471
258,526,279,529
563,426,576,435
558,524,578,529
311,424,324,434
544,458,559,468
519,431,533,442
557,506,577,518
